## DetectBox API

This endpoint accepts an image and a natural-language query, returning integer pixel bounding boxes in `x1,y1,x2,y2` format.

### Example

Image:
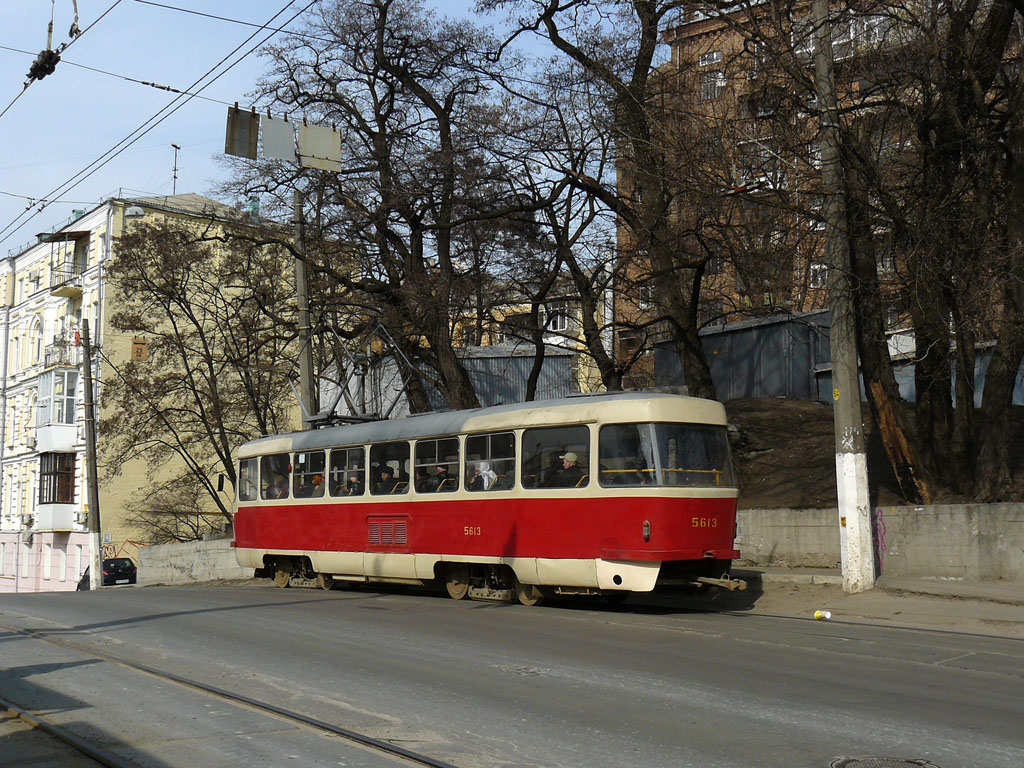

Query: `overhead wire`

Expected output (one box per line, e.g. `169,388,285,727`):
132,0,336,46
0,0,126,121
0,0,321,249
0,44,233,107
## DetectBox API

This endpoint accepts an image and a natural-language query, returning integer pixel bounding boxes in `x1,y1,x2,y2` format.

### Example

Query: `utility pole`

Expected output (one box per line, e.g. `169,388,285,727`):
812,0,875,593
82,319,103,590
293,190,317,429
171,143,181,194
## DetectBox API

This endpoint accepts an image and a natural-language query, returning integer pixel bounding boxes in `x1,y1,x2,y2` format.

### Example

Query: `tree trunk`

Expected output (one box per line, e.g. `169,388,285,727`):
846,154,934,503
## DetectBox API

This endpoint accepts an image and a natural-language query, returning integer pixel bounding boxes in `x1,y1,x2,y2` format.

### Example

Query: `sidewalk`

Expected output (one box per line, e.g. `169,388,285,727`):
730,567,1024,638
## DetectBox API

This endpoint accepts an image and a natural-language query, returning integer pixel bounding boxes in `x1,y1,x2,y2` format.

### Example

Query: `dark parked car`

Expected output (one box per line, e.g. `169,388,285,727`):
76,558,138,590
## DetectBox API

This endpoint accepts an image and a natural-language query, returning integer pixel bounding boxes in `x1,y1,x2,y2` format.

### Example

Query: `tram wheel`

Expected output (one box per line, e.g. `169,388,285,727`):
603,591,630,606
316,573,335,591
445,563,469,600
274,559,291,588
514,578,544,607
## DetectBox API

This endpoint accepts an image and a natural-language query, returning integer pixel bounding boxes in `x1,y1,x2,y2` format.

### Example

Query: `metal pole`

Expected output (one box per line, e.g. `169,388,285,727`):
171,143,181,195
812,0,875,593
82,319,103,590
293,190,317,429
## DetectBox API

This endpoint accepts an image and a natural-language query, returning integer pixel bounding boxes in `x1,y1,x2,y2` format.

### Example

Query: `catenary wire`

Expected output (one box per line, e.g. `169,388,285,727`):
0,0,126,121
0,43,233,106
0,0,320,249
133,0,337,45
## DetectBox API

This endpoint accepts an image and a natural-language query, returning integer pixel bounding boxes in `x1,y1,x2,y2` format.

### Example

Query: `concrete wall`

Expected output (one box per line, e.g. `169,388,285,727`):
737,503,1024,581
735,508,841,569
138,535,250,586
876,503,1024,581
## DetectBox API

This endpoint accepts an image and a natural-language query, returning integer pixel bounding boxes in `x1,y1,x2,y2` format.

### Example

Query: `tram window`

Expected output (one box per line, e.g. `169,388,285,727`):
414,437,459,493
370,441,410,495
655,423,735,487
293,450,326,498
329,446,365,496
465,432,515,491
238,458,258,501
260,453,291,500
598,424,659,486
521,425,590,489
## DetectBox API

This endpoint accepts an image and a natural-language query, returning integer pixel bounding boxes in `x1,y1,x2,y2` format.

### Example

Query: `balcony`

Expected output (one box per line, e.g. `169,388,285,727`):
35,503,75,532
44,340,80,368
50,267,83,298
37,424,77,453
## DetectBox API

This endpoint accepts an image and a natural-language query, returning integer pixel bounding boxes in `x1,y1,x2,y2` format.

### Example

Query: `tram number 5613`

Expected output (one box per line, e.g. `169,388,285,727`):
463,526,482,536
691,517,718,528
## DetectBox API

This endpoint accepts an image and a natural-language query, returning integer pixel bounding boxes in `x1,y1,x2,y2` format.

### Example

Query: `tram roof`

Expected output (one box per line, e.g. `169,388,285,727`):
238,392,727,456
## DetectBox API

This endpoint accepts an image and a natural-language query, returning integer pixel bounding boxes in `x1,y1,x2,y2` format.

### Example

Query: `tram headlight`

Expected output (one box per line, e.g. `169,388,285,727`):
642,519,651,542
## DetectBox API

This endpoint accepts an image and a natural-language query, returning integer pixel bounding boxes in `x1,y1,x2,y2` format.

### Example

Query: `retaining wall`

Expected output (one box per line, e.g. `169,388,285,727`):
138,535,250,586
737,503,1024,581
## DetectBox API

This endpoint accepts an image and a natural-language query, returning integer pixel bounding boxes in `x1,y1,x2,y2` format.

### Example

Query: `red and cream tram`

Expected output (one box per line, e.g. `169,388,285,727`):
232,392,745,605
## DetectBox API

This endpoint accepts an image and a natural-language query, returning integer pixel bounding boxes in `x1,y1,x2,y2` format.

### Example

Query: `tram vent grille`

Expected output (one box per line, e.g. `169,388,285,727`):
369,520,407,546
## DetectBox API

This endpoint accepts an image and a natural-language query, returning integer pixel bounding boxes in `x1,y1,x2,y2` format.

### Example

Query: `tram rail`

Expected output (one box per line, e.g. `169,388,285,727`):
0,621,458,768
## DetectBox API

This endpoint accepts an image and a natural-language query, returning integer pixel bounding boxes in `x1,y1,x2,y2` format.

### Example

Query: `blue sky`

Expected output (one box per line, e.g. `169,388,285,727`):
0,0,496,252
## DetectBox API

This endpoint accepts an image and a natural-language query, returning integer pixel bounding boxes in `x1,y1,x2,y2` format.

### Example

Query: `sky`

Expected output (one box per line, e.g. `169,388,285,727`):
0,0,489,254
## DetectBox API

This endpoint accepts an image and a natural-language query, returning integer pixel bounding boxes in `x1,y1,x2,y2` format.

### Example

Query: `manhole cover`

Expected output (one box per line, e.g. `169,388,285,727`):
831,759,940,768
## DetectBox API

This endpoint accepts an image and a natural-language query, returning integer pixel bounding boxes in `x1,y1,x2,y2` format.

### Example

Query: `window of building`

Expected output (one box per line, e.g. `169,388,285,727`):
791,15,815,60
700,70,727,100
38,370,78,426
29,316,43,366
465,432,515,491
329,446,365,496
414,438,459,493
863,14,891,45
619,333,641,361
637,282,654,310
747,41,768,79
809,263,828,288
698,50,722,67
541,301,572,333
521,425,590,489
39,452,75,504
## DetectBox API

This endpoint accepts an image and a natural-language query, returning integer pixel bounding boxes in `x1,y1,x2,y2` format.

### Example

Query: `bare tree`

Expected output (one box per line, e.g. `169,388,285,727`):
229,0,547,410
100,218,298,528
484,0,726,398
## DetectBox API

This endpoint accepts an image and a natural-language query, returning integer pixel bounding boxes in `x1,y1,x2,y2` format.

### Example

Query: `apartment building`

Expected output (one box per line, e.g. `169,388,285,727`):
0,193,243,592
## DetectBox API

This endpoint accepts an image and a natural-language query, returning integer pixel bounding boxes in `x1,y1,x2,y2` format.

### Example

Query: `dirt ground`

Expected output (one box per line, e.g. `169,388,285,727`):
724,397,1024,509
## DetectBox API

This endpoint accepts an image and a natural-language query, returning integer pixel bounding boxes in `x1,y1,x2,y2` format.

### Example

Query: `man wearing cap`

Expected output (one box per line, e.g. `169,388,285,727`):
554,451,586,487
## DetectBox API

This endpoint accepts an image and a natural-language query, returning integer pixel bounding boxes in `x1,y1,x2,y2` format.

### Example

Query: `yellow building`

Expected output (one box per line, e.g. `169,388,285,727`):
0,193,293,592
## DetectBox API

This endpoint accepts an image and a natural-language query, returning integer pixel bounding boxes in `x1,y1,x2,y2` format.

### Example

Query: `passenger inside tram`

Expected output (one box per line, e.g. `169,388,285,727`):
373,466,399,494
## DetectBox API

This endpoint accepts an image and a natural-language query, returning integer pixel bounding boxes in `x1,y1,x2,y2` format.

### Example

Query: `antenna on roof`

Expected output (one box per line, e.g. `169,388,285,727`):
171,143,181,194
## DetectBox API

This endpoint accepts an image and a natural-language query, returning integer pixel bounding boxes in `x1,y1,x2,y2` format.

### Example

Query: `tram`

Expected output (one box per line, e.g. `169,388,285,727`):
232,392,745,605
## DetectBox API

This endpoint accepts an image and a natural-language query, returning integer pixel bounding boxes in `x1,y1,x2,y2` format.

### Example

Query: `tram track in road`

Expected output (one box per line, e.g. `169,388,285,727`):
1,621,459,768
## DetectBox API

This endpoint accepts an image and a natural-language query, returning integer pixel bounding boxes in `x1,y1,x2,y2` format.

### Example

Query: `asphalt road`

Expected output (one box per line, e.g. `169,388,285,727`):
1,584,1022,768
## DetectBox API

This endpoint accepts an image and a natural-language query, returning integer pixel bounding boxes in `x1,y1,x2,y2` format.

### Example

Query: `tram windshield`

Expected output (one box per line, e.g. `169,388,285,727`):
598,422,735,487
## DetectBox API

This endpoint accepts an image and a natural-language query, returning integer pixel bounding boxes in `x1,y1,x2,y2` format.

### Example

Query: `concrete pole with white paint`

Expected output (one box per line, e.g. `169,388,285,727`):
812,0,876,592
